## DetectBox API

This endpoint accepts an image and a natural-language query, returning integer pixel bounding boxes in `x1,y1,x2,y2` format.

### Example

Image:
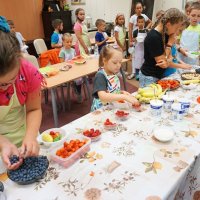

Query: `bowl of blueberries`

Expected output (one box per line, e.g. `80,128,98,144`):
7,155,49,185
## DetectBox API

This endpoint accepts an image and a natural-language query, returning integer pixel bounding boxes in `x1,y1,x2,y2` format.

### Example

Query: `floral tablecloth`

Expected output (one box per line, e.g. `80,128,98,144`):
1,72,200,200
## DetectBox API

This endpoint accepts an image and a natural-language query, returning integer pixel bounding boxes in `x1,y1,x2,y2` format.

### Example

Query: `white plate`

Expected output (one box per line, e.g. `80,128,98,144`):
153,127,174,142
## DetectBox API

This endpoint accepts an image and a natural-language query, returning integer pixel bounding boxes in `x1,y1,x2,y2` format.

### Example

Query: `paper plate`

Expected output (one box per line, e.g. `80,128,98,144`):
153,127,174,142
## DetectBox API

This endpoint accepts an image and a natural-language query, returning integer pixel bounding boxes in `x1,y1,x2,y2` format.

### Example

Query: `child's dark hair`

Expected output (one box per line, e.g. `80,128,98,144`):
52,19,63,29
137,15,145,21
190,1,200,12
135,2,143,9
95,19,105,28
185,1,193,11
160,8,184,50
0,30,21,76
75,8,84,16
99,46,121,67
62,33,72,41
7,20,14,26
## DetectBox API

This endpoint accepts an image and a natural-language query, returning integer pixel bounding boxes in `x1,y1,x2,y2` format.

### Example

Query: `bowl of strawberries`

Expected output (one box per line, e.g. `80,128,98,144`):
83,128,101,142
104,118,117,130
132,103,142,112
115,110,129,121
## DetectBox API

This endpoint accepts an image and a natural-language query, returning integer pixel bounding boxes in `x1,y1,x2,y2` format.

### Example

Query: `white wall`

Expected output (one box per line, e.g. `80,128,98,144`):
152,0,184,22
69,0,132,27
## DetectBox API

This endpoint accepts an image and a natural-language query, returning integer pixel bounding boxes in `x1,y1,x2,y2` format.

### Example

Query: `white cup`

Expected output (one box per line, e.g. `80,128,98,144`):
178,98,191,114
171,103,185,121
162,95,174,111
150,100,163,116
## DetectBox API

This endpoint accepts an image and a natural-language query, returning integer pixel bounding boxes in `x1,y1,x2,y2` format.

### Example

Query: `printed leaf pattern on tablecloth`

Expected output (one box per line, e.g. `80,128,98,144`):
160,148,185,158
143,161,162,174
129,130,149,140
35,167,59,190
103,171,139,193
80,151,103,163
111,124,127,137
182,130,198,138
113,140,135,157
59,178,84,197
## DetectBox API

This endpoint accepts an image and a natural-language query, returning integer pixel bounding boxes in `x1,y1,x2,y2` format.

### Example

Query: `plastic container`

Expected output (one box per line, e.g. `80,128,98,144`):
104,123,117,130
162,95,174,111
178,98,191,114
112,101,130,110
50,135,91,168
181,83,196,90
115,110,129,121
171,103,185,121
149,100,163,116
37,128,67,148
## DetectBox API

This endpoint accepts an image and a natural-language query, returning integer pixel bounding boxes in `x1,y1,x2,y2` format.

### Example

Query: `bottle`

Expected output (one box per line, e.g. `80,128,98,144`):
110,29,114,38
94,44,99,58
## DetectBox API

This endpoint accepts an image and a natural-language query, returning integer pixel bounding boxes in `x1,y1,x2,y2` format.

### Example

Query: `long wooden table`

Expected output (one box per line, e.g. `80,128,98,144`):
44,58,130,127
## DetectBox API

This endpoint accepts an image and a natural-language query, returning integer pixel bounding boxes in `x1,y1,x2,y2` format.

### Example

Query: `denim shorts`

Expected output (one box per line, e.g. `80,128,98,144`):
139,71,159,88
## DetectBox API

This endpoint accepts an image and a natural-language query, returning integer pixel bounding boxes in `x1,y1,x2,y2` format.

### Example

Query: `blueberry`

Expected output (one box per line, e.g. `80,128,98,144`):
9,155,19,165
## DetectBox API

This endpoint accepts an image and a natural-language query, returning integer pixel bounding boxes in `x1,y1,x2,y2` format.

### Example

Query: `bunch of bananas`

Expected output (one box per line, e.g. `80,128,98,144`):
135,84,165,103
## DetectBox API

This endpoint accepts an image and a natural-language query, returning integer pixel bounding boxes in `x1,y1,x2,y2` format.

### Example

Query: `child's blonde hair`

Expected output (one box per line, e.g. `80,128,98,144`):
62,33,72,41
115,13,126,34
99,46,122,67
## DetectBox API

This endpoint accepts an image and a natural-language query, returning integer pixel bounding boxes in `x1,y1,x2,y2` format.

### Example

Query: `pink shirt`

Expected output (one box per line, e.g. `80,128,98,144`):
0,59,44,106
73,22,83,55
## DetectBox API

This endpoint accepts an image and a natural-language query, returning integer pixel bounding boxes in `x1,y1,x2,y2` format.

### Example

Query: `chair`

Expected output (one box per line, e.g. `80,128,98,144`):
23,54,40,68
33,39,48,55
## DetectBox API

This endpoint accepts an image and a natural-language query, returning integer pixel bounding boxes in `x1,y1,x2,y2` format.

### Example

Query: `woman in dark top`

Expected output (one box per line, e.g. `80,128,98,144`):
139,8,185,87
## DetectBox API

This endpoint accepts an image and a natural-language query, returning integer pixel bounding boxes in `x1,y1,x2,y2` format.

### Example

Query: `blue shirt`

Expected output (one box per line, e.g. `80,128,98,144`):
51,31,62,45
95,32,107,53
163,44,177,77
59,48,76,61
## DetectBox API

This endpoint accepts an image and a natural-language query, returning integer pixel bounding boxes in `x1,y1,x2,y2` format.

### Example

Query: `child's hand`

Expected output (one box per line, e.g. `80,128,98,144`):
124,94,139,105
84,47,89,54
121,91,131,95
1,141,23,170
179,48,188,57
156,59,168,68
20,137,40,158
181,63,192,70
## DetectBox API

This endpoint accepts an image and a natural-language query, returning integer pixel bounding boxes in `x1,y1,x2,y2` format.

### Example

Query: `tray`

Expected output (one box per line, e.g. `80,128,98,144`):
50,134,91,168
157,79,180,91
181,72,200,80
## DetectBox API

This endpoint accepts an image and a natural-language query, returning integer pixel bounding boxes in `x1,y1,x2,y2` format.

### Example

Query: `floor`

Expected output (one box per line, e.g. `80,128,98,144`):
40,73,139,132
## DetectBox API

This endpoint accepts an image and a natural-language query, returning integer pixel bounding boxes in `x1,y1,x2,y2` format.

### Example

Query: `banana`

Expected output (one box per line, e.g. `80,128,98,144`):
135,94,141,99
142,91,155,98
182,80,200,85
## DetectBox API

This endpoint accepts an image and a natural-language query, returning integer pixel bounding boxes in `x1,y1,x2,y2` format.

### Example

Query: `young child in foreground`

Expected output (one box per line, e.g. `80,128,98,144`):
91,46,139,111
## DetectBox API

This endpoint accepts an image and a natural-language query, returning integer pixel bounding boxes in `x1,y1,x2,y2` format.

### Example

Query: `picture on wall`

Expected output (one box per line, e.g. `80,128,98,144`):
71,0,86,5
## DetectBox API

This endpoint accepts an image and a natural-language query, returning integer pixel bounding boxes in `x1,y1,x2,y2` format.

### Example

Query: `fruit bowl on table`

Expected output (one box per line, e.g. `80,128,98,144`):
157,79,180,91
103,118,117,130
181,83,197,90
132,103,142,112
7,156,49,185
83,129,102,142
115,110,129,121
37,128,66,147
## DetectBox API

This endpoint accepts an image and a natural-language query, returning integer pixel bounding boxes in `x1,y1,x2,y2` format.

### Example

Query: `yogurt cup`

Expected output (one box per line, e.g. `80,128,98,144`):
150,100,163,116
178,98,191,114
162,95,174,111
171,103,185,121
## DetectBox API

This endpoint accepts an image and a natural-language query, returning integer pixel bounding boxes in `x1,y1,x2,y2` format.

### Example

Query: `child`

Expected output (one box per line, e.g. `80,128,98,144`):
51,19,63,48
114,13,126,52
185,1,194,17
129,2,152,47
74,8,91,56
59,33,83,103
91,46,139,111
139,8,185,88
180,2,200,65
7,20,28,53
128,16,148,81
0,16,43,170
95,19,108,53
164,16,191,77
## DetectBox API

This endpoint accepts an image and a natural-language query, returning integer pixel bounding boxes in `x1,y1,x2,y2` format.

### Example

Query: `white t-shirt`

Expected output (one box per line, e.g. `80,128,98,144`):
129,14,149,30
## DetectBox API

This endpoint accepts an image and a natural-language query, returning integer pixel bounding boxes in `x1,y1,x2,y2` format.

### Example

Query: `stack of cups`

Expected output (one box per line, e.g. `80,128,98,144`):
150,99,163,116
171,103,185,121
162,95,174,112
178,98,191,115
